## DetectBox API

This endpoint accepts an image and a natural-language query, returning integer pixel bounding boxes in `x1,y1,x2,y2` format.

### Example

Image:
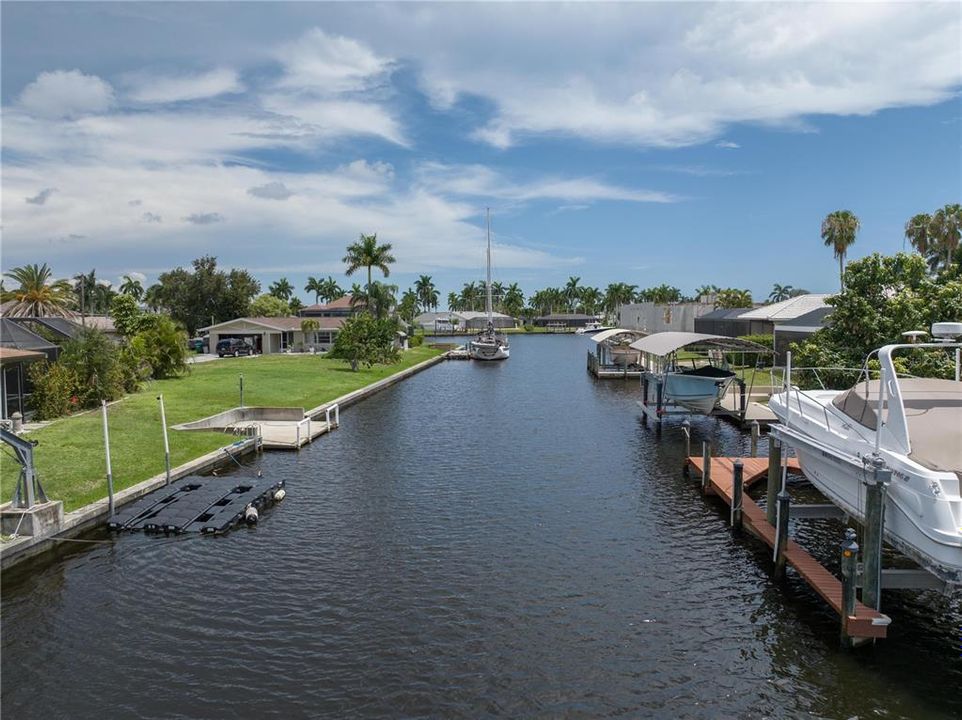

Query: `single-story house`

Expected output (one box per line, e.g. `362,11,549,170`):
201,316,345,354
299,295,356,318
532,313,597,329
735,294,831,336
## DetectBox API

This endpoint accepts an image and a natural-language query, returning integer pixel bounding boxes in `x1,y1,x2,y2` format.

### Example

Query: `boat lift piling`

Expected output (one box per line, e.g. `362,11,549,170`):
862,462,891,611
158,394,171,485
766,437,781,526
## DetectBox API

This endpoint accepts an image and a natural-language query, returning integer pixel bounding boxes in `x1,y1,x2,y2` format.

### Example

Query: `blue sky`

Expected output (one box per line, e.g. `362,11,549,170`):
2,2,960,304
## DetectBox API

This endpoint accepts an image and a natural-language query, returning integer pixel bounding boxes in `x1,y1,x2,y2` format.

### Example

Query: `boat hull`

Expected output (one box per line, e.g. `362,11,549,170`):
664,373,735,415
770,391,962,585
469,341,510,361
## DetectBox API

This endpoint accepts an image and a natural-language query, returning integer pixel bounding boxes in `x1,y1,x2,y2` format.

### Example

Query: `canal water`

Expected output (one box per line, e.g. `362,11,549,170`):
2,335,960,719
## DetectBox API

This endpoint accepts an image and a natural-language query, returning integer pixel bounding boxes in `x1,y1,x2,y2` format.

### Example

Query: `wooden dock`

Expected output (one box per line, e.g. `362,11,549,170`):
687,455,890,640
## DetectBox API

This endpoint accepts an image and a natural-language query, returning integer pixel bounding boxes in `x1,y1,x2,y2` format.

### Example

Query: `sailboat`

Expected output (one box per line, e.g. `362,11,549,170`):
469,209,511,361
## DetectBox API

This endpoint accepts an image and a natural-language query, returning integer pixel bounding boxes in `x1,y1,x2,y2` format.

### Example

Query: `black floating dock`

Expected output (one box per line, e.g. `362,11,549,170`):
107,475,284,534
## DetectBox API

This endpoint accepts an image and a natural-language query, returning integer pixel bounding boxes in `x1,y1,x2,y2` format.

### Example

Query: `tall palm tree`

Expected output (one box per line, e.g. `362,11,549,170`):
821,210,860,290
414,275,437,313
768,283,793,302
564,276,582,312
364,281,397,320
343,233,396,291
904,213,932,259
304,276,325,304
269,277,294,301
119,275,144,300
502,283,525,319
929,203,962,271
2,263,75,317
399,288,420,323
447,291,460,311
580,286,603,316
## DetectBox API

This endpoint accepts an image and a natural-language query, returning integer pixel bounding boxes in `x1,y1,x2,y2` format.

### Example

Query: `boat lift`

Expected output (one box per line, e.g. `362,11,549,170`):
1,428,47,509
629,332,772,425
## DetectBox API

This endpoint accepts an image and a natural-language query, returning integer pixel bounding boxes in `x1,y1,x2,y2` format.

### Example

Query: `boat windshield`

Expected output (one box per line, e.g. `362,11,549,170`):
832,378,962,472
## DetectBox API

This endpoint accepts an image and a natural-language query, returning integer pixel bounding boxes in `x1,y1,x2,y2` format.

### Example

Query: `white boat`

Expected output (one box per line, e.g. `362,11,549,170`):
629,332,768,416
469,209,510,362
769,323,962,585
576,321,613,335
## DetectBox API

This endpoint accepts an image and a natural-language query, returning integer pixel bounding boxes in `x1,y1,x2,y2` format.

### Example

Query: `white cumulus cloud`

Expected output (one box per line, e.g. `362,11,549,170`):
19,69,115,118
128,68,244,103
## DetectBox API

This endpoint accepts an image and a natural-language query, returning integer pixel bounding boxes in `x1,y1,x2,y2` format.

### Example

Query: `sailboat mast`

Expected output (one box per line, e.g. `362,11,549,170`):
485,207,493,321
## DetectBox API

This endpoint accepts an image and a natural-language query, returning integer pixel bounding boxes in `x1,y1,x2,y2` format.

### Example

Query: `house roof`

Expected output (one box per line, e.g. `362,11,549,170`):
697,307,753,321
737,294,831,321
456,311,514,320
773,307,834,332
536,313,596,321
0,319,60,352
201,316,344,332
301,295,354,312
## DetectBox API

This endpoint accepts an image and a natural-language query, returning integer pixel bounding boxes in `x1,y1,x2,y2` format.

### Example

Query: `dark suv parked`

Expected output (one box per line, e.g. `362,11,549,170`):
216,338,255,357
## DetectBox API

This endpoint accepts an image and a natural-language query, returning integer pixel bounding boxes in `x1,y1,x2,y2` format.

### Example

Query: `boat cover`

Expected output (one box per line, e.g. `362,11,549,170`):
832,378,962,472
628,331,768,357
590,328,645,343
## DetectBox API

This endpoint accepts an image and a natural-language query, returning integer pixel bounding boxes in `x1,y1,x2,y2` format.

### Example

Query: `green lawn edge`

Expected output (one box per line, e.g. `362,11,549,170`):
0,347,442,512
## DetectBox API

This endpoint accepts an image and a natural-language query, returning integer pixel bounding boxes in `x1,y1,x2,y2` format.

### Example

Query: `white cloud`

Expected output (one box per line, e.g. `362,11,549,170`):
260,95,407,147
715,140,740,149
128,68,244,103
183,212,225,225
248,182,294,200
19,69,114,118
416,163,680,204
275,27,392,93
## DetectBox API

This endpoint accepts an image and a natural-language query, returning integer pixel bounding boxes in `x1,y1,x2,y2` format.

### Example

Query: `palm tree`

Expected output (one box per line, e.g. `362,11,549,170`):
288,297,304,314
603,282,638,315
399,288,419,323
447,291,460,311
929,203,962,271
502,283,525,319
364,281,397,320
119,275,144,300
821,210,860,290
348,283,368,312
144,283,164,312
904,213,933,259
305,276,325,304
564,276,582,312
580,286,603,316
2,263,75,317
414,275,438,313
320,276,344,303
343,233,396,291
269,277,294,301
460,282,481,312
768,283,793,302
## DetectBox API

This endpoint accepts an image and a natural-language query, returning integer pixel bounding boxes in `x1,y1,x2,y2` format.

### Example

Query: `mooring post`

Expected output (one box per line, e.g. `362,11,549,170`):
773,489,790,580
158,394,171,485
655,379,664,419
739,379,747,416
750,420,759,457
239,374,244,408
731,460,744,532
766,436,781,526
840,527,859,648
701,441,712,493
863,463,890,611
682,419,691,458
101,400,115,516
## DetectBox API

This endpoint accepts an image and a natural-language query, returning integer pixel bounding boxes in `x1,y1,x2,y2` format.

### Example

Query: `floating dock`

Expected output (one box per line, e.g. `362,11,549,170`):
107,475,284,534
686,454,891,641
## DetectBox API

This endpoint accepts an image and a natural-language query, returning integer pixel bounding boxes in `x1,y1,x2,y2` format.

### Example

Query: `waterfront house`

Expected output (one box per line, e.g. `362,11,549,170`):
616,302,715,334
532,313,597,329
299,295,357,318
0,319,60,420
201,316,344,354
415,311,516,332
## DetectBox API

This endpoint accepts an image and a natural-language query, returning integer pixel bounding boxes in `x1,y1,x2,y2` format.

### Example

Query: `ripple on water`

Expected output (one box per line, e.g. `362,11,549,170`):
2,335,960,720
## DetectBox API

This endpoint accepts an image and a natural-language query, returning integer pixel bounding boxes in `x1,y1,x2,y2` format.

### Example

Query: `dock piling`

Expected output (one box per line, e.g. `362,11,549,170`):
863,463,890,611
158,394,171,485
239,374,245,408
750,420,759,457
101,400,115,516
773,489,790,580
766,437,781,526
682,419,691,459
731,460,744,532
840,528,859,648
701,442,712,493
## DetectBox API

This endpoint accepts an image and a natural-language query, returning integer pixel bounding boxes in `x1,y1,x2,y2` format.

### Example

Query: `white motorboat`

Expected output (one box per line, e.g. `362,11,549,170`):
769,323,962,585
576,321,613,335
629,332,768,416
469,209,510,362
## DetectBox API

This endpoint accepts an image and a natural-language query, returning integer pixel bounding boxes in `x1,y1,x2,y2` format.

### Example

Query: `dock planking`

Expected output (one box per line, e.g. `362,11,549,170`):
687,455,889,639
108,475,284,535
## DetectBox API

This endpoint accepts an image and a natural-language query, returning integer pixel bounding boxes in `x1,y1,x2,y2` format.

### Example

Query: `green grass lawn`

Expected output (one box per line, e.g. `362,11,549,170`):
0,347,442,512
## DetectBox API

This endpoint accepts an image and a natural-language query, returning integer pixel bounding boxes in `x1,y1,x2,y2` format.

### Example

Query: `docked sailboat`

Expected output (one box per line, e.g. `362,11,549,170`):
469,209,510,361
769,323,962,585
